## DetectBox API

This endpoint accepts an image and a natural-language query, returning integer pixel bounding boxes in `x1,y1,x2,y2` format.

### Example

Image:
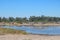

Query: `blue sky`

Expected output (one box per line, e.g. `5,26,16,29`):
0,0,60,17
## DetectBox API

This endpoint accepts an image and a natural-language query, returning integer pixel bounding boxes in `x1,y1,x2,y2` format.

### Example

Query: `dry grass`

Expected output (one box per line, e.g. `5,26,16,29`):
0,28,27,35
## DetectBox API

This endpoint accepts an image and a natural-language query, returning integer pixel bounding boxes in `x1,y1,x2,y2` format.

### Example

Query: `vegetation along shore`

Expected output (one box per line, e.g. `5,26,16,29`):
0,15,60,26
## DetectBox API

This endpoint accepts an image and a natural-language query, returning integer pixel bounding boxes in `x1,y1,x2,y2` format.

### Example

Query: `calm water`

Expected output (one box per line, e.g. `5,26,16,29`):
1,26,60,35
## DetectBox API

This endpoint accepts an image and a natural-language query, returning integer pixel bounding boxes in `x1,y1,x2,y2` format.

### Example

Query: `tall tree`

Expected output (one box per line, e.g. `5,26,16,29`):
8,17,15,22
22,17,28,23
2,17,8,22
15,17,22,23
0,17,2,22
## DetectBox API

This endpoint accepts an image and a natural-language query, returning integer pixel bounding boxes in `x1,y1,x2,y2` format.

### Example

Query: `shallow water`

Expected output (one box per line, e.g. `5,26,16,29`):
1,26,60,35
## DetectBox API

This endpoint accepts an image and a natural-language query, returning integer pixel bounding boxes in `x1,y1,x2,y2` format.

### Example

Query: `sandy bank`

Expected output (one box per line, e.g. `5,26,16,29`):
0,22,60,26
0,34,60,40
19,23,60,27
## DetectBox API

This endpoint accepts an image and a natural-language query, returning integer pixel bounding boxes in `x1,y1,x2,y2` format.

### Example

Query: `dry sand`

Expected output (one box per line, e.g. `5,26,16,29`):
0,34,60,40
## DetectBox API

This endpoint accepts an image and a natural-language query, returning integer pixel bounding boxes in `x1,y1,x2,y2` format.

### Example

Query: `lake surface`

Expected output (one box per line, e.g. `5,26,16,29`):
1,26,60,35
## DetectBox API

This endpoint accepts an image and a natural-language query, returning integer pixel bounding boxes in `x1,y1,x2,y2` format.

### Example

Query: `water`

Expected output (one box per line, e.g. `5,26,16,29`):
1,25,60,35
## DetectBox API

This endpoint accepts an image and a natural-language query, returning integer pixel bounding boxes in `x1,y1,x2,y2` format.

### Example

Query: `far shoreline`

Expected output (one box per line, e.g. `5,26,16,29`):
0,22,60,27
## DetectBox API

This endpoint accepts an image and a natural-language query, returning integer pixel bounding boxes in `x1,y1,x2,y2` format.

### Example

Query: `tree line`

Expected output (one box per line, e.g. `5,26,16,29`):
0,15,60,23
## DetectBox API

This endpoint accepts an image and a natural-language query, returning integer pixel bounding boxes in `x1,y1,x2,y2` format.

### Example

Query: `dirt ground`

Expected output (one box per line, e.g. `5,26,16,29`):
0,34,60,40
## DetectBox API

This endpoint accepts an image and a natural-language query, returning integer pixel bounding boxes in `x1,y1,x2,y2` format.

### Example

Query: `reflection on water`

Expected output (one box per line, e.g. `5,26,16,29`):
1,25,60,35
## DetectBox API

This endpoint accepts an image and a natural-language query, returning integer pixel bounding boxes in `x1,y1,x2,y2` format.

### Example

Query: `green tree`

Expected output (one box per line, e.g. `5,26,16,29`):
2,17,8,22
8,17,15,22
0,17,2,22
22,17,28,23
15,17,22,23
